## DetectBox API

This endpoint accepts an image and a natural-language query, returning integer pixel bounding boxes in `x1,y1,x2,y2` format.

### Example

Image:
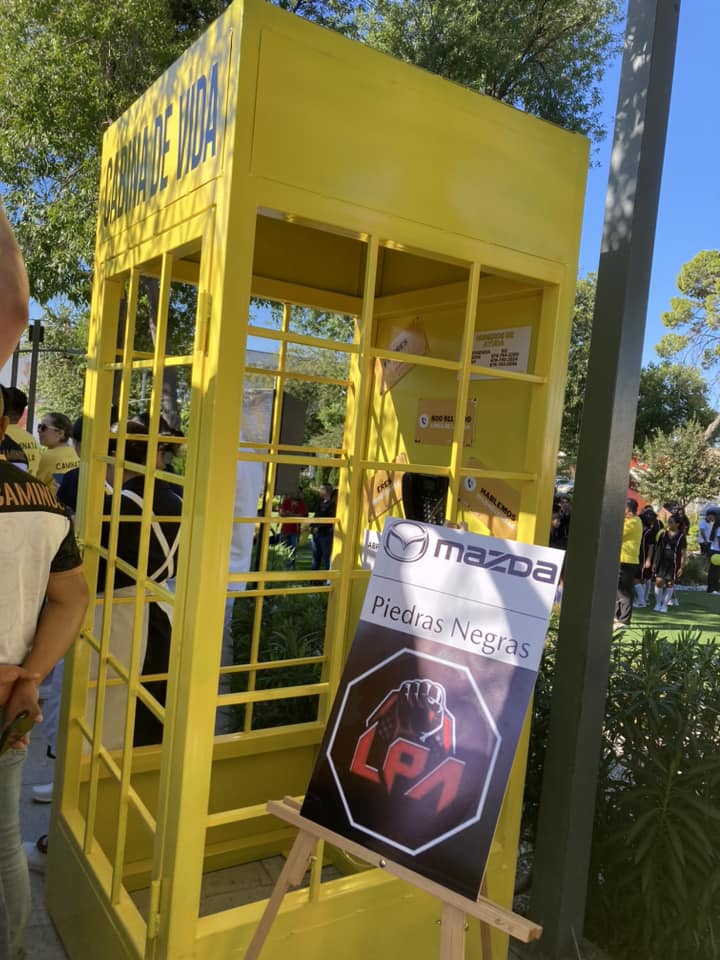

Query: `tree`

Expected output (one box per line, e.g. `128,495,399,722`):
634,362,716,449
559,274,595,462
656,250,720,432
365,0,623,144
0,1,227,305
0,0,622,308
35,305,89,421
638,421,720,510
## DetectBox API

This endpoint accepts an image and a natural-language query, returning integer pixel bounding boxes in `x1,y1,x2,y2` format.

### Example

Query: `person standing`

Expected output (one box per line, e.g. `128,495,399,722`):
2,387,40,476
706,511,720,594
614,498,642,630
653,514,687,612
698,508,714,558
0,389,88,956
310,483,336,571
278,489,308,568
36,412,80,494
0,197,28,366
634,507,657,608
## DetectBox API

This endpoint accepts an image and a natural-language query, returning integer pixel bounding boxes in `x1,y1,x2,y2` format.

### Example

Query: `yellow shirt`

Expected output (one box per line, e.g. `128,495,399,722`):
620,514,642,564
5,424,41,476
37,444,80,494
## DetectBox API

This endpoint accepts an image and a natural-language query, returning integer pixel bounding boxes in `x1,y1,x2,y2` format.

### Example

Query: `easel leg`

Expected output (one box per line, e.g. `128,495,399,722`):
245,830,317,960
479,877,493,960
439,903,466,960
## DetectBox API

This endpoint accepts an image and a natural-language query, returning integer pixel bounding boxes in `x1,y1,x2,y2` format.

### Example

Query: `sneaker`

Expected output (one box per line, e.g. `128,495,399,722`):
657,605,668,613
24,834,48,874
31,781,54,803
612,619,627,630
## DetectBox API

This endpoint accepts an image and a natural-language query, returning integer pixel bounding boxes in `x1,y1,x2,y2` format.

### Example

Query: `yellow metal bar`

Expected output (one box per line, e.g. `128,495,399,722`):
111,249,174,906
217,683,328,707
102,353,194,371
84,266,141,858
447,261,482,519
244,300,293,732
370,347,460,372
326,235,379,718
467,365,546,384
247,324,360,354
218,655,325,676
244,365,351,389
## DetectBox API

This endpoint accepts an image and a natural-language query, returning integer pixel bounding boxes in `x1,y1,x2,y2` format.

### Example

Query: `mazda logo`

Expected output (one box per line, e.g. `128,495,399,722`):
383,522,430,563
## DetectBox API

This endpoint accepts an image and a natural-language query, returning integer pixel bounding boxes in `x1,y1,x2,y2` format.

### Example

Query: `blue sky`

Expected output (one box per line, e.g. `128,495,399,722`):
579,0,719,374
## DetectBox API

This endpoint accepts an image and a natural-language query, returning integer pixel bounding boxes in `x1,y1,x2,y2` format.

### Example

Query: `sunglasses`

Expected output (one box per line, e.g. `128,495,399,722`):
38,424,58,432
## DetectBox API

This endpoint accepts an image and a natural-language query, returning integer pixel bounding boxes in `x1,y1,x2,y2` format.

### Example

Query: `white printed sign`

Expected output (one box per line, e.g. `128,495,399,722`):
302,519,562,899
471,326,531,378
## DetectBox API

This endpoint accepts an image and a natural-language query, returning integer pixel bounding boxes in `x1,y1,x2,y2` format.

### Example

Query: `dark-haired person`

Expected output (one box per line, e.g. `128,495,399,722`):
0,197,28,366
2,386,40,475
653,514,687,612
698,508,715,558
310,483,336,571
634,507,657,608
0,387,88,950
614,498,642,631
36,412,79,494
706,511,720,594
55,416,84,514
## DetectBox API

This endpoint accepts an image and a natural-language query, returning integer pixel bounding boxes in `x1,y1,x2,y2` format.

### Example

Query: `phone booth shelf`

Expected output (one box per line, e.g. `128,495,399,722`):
46,1,588,958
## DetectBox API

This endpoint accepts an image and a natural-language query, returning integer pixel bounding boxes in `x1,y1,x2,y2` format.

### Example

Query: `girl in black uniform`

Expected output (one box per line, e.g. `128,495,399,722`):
634,508,657,608
652,514,686,613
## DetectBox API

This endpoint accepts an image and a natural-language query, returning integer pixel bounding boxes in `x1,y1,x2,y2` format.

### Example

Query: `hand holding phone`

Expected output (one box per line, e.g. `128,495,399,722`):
0,711,35,755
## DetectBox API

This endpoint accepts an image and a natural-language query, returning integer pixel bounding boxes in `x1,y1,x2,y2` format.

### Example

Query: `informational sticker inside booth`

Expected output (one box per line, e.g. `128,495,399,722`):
302,517,562,899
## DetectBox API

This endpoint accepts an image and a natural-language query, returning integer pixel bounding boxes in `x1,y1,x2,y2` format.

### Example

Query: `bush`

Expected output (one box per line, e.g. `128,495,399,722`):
526,628,720,959
680,552,707,586
229,543,327,730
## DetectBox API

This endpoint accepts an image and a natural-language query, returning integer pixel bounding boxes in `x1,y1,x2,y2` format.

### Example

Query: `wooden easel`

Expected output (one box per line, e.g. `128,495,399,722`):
245,797,541,960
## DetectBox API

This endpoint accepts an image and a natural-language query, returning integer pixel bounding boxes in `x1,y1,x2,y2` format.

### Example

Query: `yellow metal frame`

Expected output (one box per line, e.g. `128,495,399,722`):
47,2,588,958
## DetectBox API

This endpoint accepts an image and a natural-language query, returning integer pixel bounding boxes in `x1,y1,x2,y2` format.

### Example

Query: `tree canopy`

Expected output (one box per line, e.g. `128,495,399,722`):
560,273,595,462
366,0,622,143
638,421,720,511
0,0,622,311
634,363,716,449
656,250,720,385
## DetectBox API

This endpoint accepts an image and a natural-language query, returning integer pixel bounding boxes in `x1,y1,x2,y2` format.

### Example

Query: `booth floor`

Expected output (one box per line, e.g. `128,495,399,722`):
20,734,341,957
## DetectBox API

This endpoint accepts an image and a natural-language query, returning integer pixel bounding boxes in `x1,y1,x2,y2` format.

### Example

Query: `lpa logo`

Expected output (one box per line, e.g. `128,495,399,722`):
350,679,462,811
327,649,502,855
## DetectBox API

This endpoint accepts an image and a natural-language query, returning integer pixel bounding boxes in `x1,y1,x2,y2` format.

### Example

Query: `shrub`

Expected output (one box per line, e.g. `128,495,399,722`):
680,552,707,586
525,628,720,959
229,543,327,730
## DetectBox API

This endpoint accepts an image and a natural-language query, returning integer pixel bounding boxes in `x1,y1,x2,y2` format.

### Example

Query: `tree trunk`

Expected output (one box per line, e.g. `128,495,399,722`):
704,413,720,442
140,276,179,428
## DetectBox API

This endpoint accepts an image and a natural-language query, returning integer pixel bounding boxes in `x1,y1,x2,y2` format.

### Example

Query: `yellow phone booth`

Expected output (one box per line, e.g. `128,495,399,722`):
46,2,588,958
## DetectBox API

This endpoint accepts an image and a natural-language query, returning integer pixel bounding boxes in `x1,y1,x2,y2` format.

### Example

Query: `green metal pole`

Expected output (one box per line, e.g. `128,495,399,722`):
526,1,681,956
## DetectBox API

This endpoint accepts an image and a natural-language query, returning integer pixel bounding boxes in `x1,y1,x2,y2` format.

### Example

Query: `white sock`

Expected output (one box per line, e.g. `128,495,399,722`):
634,584,644,604
657,588,666,609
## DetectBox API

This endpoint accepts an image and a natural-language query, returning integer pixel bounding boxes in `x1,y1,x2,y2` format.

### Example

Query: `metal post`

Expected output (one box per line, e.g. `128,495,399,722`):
10,346,19,387
26,321,42,433
527,1,681,956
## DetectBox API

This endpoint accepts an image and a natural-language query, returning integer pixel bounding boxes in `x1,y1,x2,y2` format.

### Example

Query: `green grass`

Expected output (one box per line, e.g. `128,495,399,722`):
626,588,720,641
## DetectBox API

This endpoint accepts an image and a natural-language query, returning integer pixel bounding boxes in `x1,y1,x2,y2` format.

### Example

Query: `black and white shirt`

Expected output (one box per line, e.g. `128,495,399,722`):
0,459,82,664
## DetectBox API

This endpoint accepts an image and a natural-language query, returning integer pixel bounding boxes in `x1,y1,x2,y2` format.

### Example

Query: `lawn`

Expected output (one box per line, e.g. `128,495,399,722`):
625,587,720,641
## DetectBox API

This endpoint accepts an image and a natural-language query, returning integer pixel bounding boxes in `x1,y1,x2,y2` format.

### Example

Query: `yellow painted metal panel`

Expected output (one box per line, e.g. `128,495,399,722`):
249,9,587,265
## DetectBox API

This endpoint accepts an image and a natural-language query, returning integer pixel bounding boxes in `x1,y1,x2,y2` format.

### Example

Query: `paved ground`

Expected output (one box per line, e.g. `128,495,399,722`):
20,734,67,959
